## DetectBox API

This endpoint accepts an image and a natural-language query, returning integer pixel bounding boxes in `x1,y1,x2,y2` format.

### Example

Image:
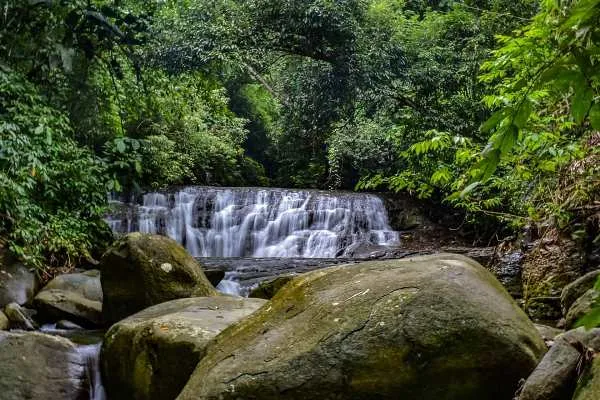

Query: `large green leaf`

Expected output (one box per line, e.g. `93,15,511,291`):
571,87,594,124
589,103,600,130
480,110,508,133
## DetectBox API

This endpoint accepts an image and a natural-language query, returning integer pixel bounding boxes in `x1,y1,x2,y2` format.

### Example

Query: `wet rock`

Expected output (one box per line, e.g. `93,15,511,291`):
4,302,37,330
33,270,102,327
489,250,524,298
177,254,546,400
0,257,37,308
526,297,562,322
100,233,218,324
565,289,599,329
561,270,600,315
0,331,87,400
102,296,266,400
248,274,296,299
519,327,600,400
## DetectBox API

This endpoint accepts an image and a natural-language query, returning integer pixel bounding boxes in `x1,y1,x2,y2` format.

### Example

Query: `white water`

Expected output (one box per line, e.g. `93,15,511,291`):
80,343,106,400
108,187,399,258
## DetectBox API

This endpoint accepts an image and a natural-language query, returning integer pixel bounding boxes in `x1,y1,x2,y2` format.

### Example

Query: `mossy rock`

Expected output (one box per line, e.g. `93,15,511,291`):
248,275,296,299
564,289,599,329
100,233,218,324
0,331,87,400
102,296,267,400
0,310,8,330
573,354,600,400
177,253,546,400
33,270,102,327
561,270,600,315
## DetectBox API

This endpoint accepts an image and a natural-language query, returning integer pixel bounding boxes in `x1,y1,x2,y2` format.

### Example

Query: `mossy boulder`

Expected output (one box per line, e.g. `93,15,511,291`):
100,233,218,324
0,310,8,330
177,253,546,400
33,270,102,327
248,275,296,299
561,270,600,315
573,355,600,400
102,296,267,400
0,331,87,400
565,289,599,329
4,302,37,330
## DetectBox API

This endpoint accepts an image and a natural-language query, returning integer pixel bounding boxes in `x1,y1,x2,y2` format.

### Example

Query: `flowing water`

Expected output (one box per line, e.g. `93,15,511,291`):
108,186,399,258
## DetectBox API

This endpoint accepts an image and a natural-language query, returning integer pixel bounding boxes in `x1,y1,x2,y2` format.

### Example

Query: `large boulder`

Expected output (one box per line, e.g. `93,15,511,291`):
561,270,600,315
0,257,37,308
102,296,266,400
0,331,87,400
564,289,599,329
33,270,103,327
0,310,8,330
519,327,600,400
100,233,218,324
177,254,546,400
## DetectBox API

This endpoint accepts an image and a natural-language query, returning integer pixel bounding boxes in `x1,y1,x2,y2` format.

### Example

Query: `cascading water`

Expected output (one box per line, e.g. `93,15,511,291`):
108,187,399,258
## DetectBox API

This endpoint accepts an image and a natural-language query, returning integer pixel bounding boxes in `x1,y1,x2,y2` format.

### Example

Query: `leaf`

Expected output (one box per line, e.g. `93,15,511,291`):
495,124,518,155
476,148,501,181
571,87,594,124
459,181,480,198
589,103,600,130
513,100,532,129
576,305,600,329
115,140,126,153
481,110,507,133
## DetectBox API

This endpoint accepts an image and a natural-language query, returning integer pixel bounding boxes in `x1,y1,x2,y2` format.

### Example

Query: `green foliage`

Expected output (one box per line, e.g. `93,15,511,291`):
577,276,600,329
0,68,111,271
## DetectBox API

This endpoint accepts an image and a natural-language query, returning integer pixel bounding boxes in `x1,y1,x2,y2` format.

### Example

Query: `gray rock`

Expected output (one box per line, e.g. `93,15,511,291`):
177,254,546,400
565,289,599,329
0,331,87,400
0,259,37,308
100,233,218,324
519,328,600,400
4,302,37,330
534,324,563,347
0,310,8,330
102,296,266,400
561,270,600,315
526,297,562,322
33,270,103,327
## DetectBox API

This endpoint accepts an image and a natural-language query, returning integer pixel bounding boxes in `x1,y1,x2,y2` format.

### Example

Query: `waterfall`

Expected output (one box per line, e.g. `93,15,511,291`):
79,343,106,400
108,187,399,258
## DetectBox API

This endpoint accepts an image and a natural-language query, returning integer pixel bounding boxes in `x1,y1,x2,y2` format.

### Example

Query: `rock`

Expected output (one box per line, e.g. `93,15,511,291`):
177,254,546,400
573,354,600,400
534,324,563,347
0,331,87,400
526,297,562,322
4,302,37,330
0,258,37,308
489,250,524,297
248,275,296,299
99,233,218,324
561,270,600,315
519,327,600,400
204,269,225,287
56,320,84,330
102,296,266,400
33,270,103,327
565,289,599,329
0,310,8,330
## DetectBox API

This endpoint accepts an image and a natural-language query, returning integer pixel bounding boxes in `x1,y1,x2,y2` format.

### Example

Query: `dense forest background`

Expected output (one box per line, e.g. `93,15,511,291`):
1,0,599,273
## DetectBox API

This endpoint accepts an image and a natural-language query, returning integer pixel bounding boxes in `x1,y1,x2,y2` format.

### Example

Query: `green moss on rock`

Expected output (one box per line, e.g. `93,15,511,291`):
177,253,546,400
